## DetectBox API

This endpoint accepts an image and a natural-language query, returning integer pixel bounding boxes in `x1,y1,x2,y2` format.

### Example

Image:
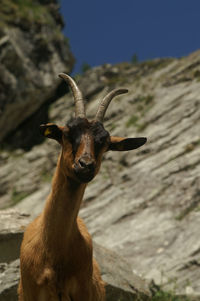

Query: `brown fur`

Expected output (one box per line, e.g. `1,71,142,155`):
18,152,105,301
19,118,146,301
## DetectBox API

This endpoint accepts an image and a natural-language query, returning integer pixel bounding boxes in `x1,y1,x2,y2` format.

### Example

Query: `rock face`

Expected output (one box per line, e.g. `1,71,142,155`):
0,49,200,299
0,210,30,301
94,243,150,301
0,0,74,143
0,260,20,301
0,210,151,301
0,209,30,263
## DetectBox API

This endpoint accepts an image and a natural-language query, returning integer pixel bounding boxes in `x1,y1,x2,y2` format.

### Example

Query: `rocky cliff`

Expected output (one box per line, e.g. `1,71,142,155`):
1,50,200,299
0,3,200,297
0,0,74,145
0,2,153,300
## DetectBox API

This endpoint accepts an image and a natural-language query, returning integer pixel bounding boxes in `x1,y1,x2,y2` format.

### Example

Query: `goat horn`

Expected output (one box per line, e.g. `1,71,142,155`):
58,73,85,118
95,88,128,123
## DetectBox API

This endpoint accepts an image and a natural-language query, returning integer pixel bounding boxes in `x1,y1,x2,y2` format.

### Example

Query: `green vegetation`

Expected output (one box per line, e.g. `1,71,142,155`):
108,122,117,131
139,58,173,71
135,94,154,115
106,75,128,87
125,94,154,131
193,70,200,81
0,0,56,28
73,73,82,82
150,280,190,301
81,62,91,73
131,53,138,64
41,171,52,183
136,122,149,132
184,140,200,153
126,115,149,132
152,290,189,301
126,115,138,127
193,70,200,78
136,94,154,105
11,188,29,206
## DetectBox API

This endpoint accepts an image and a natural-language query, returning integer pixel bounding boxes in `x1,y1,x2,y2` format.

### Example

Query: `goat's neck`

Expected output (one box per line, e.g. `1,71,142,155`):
41,156,87,256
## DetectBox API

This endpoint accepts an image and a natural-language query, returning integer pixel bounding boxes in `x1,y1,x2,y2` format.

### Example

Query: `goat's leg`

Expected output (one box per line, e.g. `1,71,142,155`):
68,280,105,301
69,260,105,301
91,259,105,301
18,281,62,301
38,287,62,301
90,279,105,301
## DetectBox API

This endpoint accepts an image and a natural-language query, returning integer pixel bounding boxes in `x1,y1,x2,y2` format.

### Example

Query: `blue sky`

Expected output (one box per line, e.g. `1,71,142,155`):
60,1,200,74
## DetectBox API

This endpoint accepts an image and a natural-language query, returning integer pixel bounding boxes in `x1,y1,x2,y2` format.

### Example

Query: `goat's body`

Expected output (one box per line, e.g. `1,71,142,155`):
18,158,105,301
18,73,146,300
19,216,104,301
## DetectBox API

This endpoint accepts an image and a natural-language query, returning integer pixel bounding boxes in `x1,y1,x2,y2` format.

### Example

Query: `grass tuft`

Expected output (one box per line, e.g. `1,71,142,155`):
11,188,29,206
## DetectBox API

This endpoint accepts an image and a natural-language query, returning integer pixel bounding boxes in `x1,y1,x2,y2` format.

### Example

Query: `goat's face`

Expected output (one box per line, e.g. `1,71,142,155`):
40,118,110,183
40,117,146,183
40,73,147,183
61,118,109,182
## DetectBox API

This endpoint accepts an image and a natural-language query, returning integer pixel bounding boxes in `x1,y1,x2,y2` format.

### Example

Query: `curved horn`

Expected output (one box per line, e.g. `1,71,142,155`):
95,88,128,123
58,73,85,118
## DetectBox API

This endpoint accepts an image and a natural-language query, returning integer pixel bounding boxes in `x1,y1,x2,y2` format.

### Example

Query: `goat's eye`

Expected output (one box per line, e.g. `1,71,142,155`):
67,130,81,154
95,138,105,146
65,133,74,145
94,132,109,146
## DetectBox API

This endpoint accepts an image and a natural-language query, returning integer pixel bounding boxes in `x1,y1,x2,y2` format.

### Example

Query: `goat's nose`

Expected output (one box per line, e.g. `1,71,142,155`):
78,158,95,171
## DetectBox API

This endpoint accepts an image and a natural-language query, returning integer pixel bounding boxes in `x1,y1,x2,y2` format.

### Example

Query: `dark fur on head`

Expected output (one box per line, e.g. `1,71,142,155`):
66,118,109,156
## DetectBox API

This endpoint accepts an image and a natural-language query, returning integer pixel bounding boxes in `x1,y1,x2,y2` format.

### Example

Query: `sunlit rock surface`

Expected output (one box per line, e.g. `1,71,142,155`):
0,50,200,298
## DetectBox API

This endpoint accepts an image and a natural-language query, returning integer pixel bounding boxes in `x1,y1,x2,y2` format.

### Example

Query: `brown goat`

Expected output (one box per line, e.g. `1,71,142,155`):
18,73,147,301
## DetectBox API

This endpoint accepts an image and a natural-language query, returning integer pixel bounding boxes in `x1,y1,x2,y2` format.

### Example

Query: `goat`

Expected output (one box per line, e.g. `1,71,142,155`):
18,73,147,301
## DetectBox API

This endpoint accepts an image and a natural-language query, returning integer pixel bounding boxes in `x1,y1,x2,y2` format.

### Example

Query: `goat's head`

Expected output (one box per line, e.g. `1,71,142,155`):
40,74,147,183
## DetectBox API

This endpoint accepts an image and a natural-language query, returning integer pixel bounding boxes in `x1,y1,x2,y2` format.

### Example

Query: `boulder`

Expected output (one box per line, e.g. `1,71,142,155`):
0,0,74,143
0,209,30,263
94,243,150,300
0,260,19,301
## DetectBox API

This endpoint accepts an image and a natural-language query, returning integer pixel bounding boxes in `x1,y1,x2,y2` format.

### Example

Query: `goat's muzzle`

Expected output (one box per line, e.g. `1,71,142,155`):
73,157,96,183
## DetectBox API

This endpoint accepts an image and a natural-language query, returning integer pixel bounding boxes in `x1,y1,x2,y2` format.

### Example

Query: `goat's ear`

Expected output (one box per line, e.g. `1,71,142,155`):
39,123,63,143
108,136,147,151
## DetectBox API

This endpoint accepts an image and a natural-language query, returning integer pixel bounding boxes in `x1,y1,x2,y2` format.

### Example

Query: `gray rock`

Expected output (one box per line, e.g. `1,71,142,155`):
0,209,30,263
0,260,19,301
94,243,151,300
0,1,74,142
1,49,200,299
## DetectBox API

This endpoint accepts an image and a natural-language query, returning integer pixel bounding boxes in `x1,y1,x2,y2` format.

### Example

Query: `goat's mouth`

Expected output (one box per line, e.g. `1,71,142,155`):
73,164,95,183
74,170,95,183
